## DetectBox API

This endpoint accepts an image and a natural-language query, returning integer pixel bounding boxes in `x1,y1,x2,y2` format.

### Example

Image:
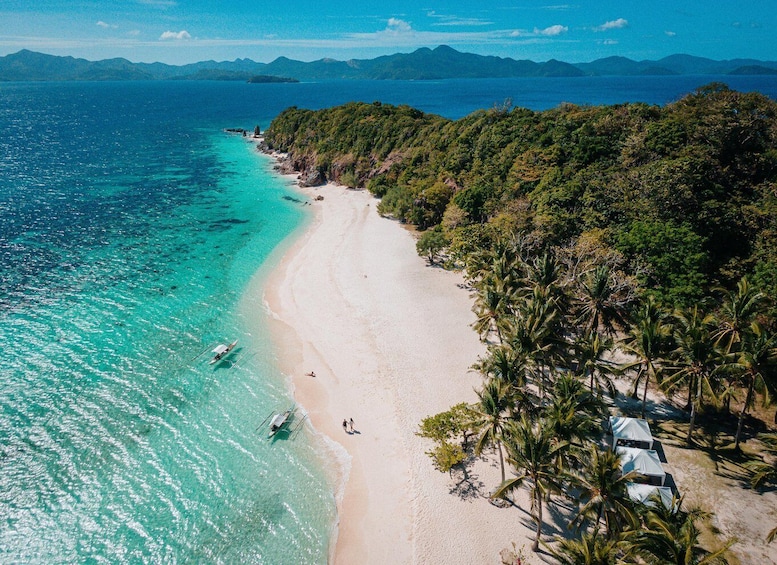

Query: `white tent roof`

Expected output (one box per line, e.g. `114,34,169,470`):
609,416,654,448
627,483,675,510
616,446,665,481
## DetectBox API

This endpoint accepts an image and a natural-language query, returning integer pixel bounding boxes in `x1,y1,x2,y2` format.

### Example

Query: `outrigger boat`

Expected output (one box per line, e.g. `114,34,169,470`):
258,405,307,439
209,340,238,365
268,408,293,437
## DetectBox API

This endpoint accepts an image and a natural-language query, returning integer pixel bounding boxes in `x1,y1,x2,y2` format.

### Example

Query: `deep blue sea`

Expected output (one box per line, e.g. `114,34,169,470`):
1,75,776,563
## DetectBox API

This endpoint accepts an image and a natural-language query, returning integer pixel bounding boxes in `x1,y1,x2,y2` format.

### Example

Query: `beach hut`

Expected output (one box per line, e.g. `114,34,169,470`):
616,446,666,486
627,483,675,511
609,416,654,450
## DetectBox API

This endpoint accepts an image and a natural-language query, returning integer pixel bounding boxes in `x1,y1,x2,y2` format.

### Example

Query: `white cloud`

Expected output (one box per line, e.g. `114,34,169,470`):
138,0,177,6
159,30,191,41
602,39,619,45
1,22,578,59
386,18,412,34
595,18,629,32
534,24,568,36
97,21,118,29
665,30,676,37
427,11,493,27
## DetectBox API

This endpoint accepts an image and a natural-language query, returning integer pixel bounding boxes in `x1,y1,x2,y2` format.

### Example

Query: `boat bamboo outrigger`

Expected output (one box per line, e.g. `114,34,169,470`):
258,405,307,439
209,340,238,365
268,407,293,437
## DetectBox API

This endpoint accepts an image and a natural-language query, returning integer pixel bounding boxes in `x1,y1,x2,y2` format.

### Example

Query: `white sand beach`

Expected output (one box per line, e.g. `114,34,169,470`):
263,180,536,564
256,171,777,565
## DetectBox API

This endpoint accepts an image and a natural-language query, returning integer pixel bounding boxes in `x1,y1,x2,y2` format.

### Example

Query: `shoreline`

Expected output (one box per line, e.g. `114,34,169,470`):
257,152,534,563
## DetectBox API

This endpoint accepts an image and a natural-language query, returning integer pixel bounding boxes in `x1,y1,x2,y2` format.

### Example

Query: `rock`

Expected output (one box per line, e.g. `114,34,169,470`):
300,169,326,187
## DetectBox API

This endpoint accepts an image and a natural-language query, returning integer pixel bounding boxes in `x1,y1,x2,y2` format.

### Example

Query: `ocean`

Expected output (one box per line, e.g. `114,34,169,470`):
1,75,776,563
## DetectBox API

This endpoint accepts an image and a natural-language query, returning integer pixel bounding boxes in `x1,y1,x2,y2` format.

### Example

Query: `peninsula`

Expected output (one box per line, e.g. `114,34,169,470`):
258,84,777,563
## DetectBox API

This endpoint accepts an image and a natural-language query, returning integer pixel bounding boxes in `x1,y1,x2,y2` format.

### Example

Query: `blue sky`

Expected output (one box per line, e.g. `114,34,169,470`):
1,1,775,64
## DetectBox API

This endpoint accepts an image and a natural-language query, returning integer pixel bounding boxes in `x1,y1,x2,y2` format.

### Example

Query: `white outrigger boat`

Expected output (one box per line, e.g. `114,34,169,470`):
268,408,293,437
259,405,307,439
209,340,238,365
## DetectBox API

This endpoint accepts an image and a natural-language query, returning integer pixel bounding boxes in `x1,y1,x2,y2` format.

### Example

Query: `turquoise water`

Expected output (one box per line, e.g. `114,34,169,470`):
0,83,334,563
2,77,777,563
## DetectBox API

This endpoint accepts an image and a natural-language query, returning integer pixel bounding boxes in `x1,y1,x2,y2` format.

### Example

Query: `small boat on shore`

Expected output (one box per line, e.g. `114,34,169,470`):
209,340,238,365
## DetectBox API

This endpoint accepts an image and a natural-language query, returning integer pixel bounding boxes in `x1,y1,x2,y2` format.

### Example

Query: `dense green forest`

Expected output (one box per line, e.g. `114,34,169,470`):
264,83,777,311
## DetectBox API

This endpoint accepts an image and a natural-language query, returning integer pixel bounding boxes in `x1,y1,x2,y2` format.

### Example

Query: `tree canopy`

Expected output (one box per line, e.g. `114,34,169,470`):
264,85,777,308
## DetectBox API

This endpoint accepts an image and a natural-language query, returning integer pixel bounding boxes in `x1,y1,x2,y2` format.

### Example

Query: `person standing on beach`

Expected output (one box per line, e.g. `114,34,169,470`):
349,418,355,432
342,419,348,433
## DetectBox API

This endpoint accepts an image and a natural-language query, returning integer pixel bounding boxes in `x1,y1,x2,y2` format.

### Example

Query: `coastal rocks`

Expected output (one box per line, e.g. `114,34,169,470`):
299,169,326,187
260,147,326,187
270,154,297,175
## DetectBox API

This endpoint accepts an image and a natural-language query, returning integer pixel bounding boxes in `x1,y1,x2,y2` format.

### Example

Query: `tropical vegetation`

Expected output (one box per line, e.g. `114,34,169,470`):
265,83,777,560
412,241,755,559
265,83,777,311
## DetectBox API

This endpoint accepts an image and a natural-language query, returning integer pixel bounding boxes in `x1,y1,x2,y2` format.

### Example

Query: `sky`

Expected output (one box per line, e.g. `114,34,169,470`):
1,1,776,65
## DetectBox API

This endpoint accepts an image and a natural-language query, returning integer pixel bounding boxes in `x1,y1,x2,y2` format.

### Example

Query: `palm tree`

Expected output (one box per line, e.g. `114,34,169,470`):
471,379,514,483
728,322,777,449
569,445,638,539
488,250,522,297
714,277,767,415
715,277,765,354
474,345,527,388
507,285,566,398
472,286,507,344
620,297,672,419
524,252,563,294
492,417,568,551
574,265,631,336
523,252,572,325
663,306,723,445
466,237,524,289
623,496,734,564
548,531,622,565
545,374,607,449
746,432,777,490
575,330,617,397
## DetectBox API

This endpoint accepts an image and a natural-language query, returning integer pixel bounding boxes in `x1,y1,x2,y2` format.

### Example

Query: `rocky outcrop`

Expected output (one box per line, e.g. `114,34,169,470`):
299,169,326,187
262,148,327,186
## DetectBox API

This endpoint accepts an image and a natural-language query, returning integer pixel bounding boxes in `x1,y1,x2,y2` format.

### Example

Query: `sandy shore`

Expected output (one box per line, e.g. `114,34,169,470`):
263,180,535,564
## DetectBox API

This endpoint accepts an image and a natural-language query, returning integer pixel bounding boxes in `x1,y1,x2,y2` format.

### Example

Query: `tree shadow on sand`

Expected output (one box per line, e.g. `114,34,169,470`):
493,495,576,562
447,463,486,501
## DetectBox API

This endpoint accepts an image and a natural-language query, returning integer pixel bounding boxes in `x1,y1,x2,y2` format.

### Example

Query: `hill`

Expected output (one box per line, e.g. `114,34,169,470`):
2,47,777,82
263,84,777,308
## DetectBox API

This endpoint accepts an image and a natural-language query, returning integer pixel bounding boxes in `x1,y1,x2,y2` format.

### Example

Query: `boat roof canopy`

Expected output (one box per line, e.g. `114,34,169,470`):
212,344,228,354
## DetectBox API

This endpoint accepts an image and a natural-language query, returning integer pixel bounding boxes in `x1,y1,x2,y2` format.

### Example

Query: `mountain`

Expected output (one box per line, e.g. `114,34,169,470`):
577,54,777,76
1,47,777,82
351,46,582,79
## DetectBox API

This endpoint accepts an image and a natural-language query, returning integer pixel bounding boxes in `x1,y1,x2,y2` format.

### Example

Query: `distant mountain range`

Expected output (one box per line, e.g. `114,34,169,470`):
2,46,777,82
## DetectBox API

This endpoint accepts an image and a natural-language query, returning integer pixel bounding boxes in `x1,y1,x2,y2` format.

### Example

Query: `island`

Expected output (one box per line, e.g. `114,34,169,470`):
247,75,299,84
